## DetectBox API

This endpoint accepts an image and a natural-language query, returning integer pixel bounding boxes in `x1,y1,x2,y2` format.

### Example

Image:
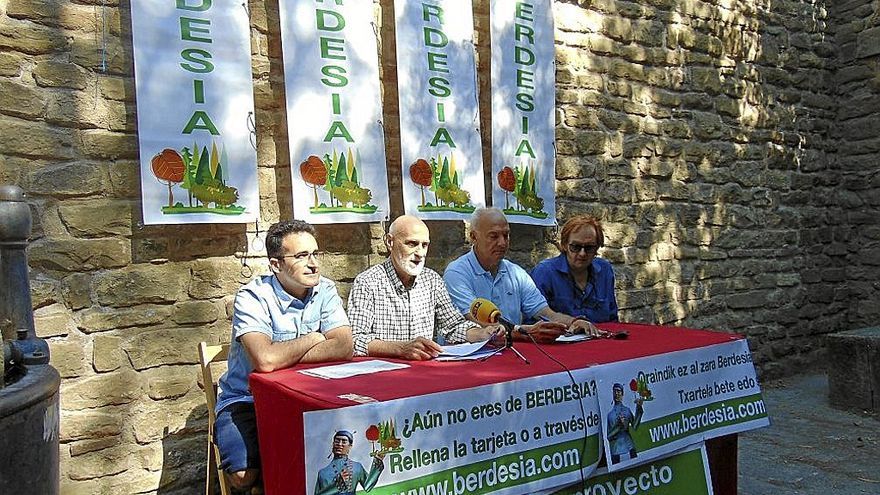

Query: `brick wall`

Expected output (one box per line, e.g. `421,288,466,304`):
0,0,877,492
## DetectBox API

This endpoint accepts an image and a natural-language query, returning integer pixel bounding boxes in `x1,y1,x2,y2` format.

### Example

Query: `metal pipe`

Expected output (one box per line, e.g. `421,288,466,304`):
0,184,59,494
0,185,48,367
0,184,35,342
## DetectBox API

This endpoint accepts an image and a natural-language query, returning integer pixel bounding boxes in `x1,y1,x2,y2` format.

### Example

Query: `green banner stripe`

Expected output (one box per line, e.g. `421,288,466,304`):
550,447,709,495
634,393,768,448
370,435,600,495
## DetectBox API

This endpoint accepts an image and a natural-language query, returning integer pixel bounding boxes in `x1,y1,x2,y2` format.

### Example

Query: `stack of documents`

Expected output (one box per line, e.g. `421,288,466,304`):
435,340,498,361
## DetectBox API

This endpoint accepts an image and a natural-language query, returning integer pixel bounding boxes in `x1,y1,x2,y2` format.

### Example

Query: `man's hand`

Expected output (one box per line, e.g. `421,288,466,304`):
536,308,610,339
520,321,567,343
568,318,611,338
465,324,504,346
474,323,505,346
394,336,442,360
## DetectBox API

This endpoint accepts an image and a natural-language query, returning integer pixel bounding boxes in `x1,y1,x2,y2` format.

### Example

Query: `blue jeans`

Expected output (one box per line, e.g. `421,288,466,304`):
214,401,261,473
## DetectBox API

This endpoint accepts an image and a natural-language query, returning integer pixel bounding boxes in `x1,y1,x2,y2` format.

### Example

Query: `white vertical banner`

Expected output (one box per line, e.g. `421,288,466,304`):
280,0,390,224
394,0,486,220
131,1,259,225
490,0,556,225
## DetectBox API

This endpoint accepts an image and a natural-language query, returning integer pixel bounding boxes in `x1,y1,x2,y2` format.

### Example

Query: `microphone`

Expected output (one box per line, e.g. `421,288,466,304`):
469,298,531,364
469,298,520,333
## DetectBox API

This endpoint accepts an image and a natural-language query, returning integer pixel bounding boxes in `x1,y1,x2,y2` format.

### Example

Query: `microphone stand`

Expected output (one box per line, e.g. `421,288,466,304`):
481,321,530,365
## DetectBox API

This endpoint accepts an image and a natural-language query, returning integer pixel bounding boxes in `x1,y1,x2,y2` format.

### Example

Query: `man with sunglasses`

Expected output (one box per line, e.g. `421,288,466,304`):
215,220,353,492
444,207,604,342
530,215,619,324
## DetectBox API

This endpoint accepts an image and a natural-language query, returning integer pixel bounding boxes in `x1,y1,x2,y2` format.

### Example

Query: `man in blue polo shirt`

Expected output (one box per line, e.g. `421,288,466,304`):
215,220,353,492
444,207,604,342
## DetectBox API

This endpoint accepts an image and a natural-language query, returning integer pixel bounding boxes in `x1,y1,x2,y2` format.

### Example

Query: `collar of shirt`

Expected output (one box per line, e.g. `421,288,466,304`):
269,274,317,311
549,254,571,275
466,248,509,278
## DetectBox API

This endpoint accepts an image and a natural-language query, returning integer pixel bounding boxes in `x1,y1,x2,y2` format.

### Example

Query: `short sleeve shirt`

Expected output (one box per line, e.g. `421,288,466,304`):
216,274,349,413
443,249,548,324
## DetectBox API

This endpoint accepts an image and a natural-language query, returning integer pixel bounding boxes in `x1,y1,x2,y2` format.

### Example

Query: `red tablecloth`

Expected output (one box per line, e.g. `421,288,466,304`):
250,323,741,494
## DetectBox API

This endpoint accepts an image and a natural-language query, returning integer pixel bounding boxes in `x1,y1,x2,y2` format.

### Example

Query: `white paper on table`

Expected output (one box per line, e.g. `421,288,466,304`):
437,340,492,356
435,340,500,361
435,349,500,361
555,333,593,343
298,360,410,379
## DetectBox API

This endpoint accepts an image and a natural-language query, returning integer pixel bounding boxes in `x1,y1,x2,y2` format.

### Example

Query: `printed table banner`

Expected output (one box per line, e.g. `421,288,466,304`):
280,0,391,223
303,372,603,495
394,0,486,220
595,339,769,472
546,443,714,495
131,1,259,225
490,0,556,225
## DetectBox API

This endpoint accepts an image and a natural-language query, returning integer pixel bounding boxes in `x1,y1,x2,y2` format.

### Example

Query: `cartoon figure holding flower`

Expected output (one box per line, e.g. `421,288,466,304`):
606,382,647,464
314,422,403,495
314,431,384,495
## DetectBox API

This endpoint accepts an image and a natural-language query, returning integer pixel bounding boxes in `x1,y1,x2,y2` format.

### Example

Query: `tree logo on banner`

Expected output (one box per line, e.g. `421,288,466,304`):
299,150,378,215
409,155,475,213
150,143,244,215
497,163,547,219
365,419,404,457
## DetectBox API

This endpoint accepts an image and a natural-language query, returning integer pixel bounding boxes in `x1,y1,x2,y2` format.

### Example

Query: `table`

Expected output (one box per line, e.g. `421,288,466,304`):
250,323,753,495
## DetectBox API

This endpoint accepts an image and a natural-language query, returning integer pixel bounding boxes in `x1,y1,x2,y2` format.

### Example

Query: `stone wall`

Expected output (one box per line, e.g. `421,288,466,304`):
0,0,876,492
829,1,880,328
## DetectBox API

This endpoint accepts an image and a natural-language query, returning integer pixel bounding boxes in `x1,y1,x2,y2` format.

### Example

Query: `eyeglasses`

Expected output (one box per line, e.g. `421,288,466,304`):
277,250,324,263
568,243,599,254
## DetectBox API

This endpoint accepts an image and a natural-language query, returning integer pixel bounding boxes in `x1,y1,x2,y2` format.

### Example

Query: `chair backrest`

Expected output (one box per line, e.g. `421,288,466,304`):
198,342,231,495
198,342,229,420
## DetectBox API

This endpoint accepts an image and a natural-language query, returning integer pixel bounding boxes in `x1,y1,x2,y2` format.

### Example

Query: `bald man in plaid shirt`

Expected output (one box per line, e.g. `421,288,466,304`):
347,215,501,360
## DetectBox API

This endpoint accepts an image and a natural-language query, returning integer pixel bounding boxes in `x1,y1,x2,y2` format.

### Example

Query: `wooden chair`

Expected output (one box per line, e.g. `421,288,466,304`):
198,342,231,495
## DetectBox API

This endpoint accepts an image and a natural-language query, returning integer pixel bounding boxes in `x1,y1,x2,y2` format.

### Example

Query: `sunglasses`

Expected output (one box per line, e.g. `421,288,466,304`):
568,243,599,254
